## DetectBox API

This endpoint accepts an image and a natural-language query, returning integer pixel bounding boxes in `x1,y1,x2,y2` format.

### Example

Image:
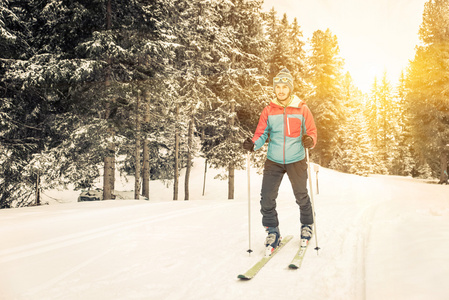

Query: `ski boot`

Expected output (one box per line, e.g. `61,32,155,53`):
300,224,313,246
264,226,281,256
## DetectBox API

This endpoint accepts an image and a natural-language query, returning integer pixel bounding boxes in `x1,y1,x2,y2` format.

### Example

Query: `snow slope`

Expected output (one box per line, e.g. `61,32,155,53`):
1,158,448,300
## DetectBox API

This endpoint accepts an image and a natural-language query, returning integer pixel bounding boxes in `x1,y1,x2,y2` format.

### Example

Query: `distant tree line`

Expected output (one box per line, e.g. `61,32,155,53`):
0,0,447,208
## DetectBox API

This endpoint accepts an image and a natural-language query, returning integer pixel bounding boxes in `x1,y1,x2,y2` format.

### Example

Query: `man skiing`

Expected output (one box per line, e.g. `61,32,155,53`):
242,68,317,255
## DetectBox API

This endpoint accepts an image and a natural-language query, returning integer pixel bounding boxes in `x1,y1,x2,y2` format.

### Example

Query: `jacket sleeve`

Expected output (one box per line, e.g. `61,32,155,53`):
303,105,317,148
252,107,270,151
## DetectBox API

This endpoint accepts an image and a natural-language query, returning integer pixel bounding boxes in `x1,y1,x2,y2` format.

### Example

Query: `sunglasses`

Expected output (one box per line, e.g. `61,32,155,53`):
273,77,292,83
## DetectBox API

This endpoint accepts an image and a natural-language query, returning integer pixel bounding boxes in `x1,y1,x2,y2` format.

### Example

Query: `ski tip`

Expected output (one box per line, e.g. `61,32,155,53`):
238,274,251,280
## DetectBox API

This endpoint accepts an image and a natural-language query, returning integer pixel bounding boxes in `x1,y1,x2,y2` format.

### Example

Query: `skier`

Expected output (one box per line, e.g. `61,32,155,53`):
242,68,317,255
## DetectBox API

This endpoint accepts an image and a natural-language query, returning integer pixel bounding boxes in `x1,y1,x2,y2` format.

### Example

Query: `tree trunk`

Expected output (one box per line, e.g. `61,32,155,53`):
202,159,207,196
103,148,115,200
103,155,114,200
103,98,115,200
201,112,207,196
184,115,194,200
228,165,234,199
228,101,235,200
173,103,179,200
134,92,141,200
440,150,448,183
35,172,40,206
142,94,150,199
103,0,115,201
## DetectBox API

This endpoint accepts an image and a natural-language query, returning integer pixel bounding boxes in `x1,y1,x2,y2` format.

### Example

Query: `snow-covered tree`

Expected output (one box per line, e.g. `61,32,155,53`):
167,0,222,200
329,72,374,176
289,17,308,99
0,0,106,207
391,71,415,176
264,11,308,98
307,29,344,167
372,72,399,173
198,0,268,199
0,0,177,207
0,0,32,59
405,0,449,179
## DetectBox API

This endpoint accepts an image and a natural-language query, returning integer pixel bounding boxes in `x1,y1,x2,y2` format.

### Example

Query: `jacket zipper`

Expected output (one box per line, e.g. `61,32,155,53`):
283,108,287,164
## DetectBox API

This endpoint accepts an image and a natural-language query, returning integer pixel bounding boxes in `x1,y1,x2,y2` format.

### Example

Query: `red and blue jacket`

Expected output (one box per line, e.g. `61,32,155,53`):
252,95,317,164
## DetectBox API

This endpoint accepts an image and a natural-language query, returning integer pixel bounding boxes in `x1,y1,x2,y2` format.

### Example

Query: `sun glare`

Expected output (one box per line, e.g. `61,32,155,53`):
262,0,426,93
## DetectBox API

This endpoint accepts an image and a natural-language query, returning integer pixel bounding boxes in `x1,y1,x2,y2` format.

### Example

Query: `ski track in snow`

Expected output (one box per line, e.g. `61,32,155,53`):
0,202,232,264
1,160,448,300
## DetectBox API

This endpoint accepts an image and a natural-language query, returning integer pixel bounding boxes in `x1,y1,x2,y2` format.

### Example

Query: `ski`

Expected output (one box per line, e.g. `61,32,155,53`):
238,235,293,280
288,238,311,269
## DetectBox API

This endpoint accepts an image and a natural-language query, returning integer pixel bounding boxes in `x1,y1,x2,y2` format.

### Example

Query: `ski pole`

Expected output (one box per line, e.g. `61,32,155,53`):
246,152,253,256
306,148,320,254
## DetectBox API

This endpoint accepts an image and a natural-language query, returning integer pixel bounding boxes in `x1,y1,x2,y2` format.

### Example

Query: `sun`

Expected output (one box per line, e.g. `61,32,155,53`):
262,0,425,94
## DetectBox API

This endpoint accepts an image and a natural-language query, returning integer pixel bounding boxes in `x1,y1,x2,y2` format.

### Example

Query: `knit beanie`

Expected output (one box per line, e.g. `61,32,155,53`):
273,68,294,93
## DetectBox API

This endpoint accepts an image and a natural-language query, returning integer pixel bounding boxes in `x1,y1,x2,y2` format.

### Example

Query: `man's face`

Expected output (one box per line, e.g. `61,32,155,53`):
275,83,290,102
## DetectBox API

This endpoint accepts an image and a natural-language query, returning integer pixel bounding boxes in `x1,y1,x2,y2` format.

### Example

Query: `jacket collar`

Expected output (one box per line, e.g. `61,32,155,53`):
271,95,304,108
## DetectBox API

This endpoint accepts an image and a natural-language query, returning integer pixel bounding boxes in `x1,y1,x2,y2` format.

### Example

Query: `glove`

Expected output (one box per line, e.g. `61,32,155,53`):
302,135,314,149
242,137,255,152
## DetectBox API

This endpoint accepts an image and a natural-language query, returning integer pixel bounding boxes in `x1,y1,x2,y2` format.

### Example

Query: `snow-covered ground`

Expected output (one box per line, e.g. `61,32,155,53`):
1,158,448,300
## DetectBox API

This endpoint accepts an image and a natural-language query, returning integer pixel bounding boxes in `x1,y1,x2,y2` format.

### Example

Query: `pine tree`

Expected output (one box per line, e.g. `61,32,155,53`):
406,0,449,179
289,17,308,98
329,72,374,176
264,12,307,98
264,8,280,80
0,0,107,207
377,72,398,172
274,14,296,69
0,0,32,59
199,0,268,199
169,0,222,200
347,112,376,176
366,73,403,175
307,29,344,167
393,71,415,176
366,78,380,148
364,78,386,173
0,0,176,207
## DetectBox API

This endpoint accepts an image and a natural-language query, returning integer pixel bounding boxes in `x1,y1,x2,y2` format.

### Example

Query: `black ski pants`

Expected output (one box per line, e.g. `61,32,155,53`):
260,158,313,228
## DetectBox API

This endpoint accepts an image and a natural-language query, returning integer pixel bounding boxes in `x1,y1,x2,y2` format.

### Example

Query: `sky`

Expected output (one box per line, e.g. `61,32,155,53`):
262,0,428,93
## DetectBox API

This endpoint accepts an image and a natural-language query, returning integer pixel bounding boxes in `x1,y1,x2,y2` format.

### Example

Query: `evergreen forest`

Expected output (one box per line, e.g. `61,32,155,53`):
1,0,448,208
